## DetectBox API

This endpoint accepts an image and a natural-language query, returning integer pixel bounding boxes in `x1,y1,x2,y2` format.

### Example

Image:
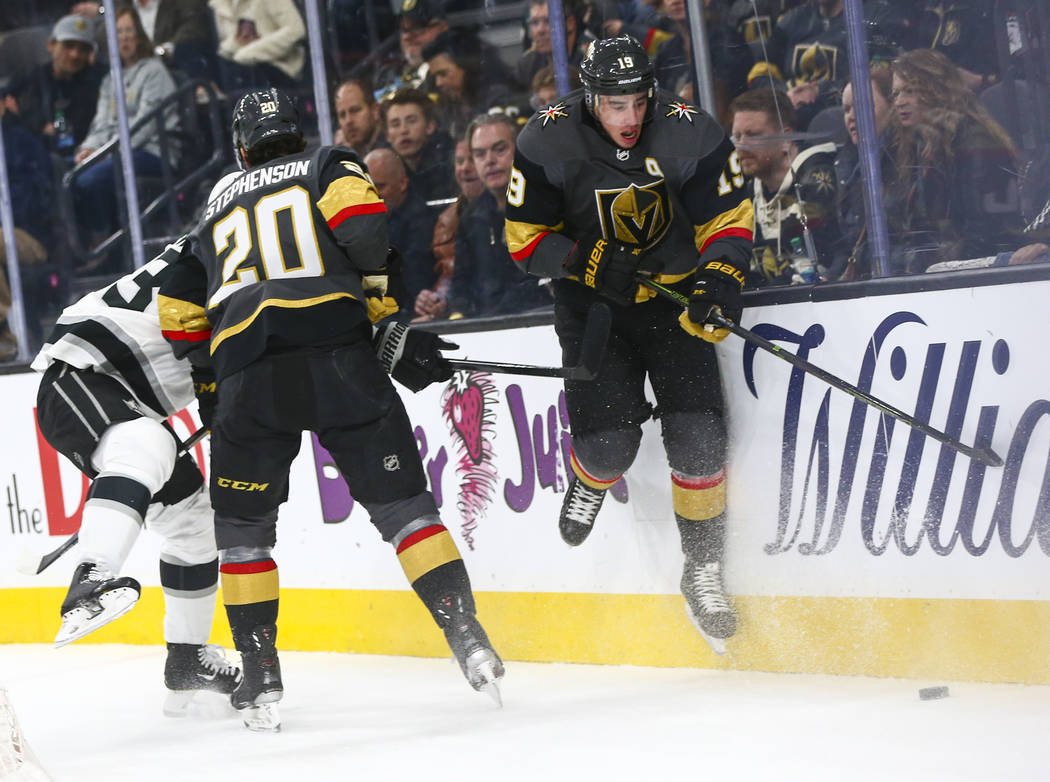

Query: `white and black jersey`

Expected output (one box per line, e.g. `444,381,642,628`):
31,240,194,419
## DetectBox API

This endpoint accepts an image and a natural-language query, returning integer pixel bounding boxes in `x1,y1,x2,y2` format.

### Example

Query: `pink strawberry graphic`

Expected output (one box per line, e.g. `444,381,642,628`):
449,381,484,463
441,371,499,549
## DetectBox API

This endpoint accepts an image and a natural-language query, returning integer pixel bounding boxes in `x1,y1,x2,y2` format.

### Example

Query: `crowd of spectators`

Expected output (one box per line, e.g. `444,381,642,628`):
0,0,1048,358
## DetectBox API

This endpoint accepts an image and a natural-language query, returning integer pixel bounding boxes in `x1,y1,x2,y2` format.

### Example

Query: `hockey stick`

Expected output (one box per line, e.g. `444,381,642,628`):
15,427,210,576
637,277,1004,468
445,302,611,381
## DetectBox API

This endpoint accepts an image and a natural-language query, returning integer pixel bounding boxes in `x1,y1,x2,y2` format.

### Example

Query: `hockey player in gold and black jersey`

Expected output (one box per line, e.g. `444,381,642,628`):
505,36,755,654
158,89,503,730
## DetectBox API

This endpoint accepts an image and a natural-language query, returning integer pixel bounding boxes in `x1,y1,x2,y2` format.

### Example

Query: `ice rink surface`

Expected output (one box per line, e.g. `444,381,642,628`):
1,643,1046,782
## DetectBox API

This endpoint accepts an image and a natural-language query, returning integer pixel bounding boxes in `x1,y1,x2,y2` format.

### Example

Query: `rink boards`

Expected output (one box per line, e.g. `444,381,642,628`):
2,278,1050,684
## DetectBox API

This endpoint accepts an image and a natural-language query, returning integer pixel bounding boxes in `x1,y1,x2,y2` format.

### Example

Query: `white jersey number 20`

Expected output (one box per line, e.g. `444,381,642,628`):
209,185,325,308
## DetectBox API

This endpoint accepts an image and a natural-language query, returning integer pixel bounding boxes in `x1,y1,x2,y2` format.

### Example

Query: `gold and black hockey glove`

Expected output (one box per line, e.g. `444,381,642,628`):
681,259,746,343
565,235,641,306
374,322,458,392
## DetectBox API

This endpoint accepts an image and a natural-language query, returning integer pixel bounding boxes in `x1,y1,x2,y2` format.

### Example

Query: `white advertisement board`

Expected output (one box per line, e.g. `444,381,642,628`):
2,281,1048,605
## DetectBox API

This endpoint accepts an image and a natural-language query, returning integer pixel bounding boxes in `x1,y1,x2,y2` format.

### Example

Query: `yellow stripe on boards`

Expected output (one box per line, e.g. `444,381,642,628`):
3,588,1049,684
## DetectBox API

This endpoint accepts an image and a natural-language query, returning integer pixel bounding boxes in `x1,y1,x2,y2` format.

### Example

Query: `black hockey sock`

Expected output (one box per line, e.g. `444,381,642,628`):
676,515,726,563
220,559,279,651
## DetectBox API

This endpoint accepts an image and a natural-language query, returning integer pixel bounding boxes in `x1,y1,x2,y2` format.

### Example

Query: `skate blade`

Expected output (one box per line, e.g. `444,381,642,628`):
479,679,502,708
475,659,503,707
54,587,139,648
685,605,727,656
241,702,280,732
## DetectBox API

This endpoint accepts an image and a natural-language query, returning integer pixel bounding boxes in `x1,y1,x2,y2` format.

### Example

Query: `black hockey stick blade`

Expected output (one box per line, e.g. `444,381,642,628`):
15,427,211,576
445,302,611,381
637,277,1004,468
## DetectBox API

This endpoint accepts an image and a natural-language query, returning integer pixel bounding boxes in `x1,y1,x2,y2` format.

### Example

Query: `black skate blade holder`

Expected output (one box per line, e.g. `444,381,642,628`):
16,427,210,576
445,302,611,381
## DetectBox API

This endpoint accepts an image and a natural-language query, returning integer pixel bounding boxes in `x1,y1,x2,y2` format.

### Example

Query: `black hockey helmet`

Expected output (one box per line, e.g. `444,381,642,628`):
580,34,655,114
231,88,305,170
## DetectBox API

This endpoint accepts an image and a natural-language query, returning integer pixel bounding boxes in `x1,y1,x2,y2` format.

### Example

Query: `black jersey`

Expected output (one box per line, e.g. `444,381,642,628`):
159,146,389,380
505,88,754,292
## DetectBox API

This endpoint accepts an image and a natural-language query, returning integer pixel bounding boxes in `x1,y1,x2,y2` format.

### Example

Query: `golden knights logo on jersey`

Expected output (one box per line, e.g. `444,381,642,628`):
790,42,839,86
594,179,672,250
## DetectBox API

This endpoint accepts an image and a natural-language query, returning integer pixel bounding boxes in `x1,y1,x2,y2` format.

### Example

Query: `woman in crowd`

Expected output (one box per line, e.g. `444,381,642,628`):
828,63,900,280
890,48,1023,271
73,4,178,264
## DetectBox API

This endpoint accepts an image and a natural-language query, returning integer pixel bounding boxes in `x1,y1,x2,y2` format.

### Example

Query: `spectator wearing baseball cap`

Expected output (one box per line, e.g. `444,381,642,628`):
371,0,449,101
5,14,105,161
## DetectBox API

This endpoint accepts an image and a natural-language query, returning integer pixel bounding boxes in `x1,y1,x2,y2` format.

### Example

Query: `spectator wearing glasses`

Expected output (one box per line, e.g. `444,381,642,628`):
729,87,839,285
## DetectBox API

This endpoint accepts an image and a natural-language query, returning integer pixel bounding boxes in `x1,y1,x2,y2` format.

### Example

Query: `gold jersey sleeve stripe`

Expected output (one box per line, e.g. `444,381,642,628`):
506,218,564,257
157,294,211,340
317,176,385,225
694,199,755,255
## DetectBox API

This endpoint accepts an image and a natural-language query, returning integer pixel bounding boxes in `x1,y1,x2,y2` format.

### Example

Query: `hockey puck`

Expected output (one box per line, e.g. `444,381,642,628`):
918,686,949,701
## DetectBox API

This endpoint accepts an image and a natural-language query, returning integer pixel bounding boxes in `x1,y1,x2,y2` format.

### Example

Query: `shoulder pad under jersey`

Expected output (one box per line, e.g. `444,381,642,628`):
517,89,591,166
207,170,242,204
314,144,369,177
647,89,728,159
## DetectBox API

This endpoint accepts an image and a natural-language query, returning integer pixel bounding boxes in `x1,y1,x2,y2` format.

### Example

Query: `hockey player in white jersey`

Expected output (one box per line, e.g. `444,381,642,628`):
31,237,241,715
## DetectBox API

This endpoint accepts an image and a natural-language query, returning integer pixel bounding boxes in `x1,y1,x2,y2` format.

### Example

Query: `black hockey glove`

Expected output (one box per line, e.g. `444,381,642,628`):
682,259,746,343
374,322,458,392
565,236,640,306
190,365,217,429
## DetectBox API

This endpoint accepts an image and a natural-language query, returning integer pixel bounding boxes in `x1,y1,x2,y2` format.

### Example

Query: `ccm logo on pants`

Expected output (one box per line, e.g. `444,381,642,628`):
216,478,270,491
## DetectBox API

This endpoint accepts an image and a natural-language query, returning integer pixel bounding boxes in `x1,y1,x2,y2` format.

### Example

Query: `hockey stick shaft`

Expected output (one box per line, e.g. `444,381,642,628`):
20,427,210,576
446,359,569,378
446,302,611,381
637,277,1004,468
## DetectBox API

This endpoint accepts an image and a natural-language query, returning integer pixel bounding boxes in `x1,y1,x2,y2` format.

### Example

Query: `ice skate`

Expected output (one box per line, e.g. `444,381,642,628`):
163,644,242,717
231,625,282,732
558,477,606,546
54,562,141,648
440,604,504,706
681,559,737,655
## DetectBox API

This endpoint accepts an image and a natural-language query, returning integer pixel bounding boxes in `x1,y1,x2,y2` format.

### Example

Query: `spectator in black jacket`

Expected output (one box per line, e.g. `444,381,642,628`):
381,87,455,205
364,147,440,317
449,114,550,318
0,95,55,358
6,14,105,165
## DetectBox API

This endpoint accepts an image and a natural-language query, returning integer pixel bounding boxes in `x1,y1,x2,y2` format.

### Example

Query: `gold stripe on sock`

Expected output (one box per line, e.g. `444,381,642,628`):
398,528,461,584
